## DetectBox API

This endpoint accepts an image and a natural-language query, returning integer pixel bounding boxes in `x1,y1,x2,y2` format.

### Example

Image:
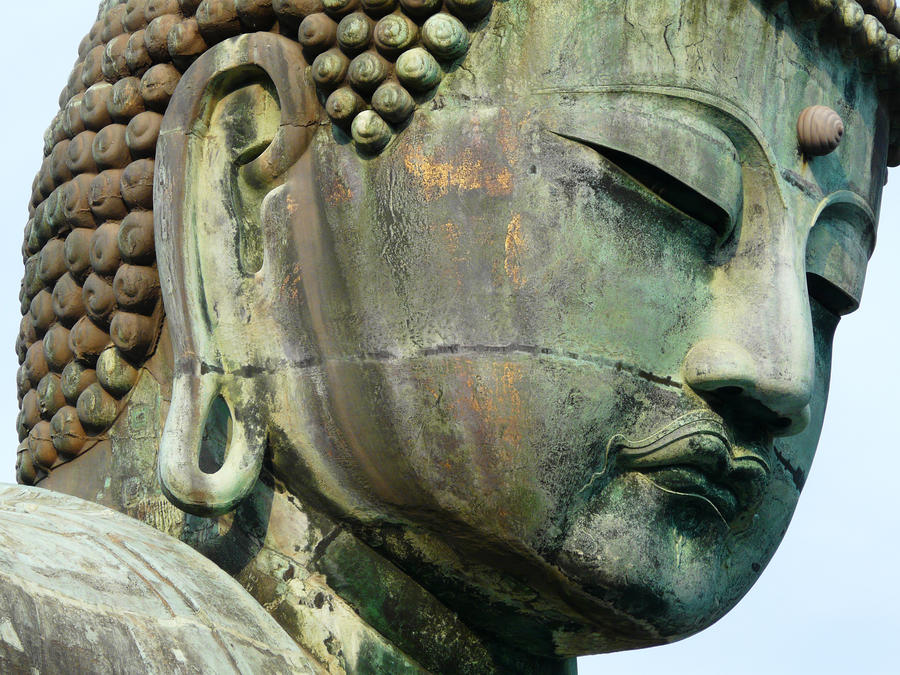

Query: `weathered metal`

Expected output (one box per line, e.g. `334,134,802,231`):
8,0,895,672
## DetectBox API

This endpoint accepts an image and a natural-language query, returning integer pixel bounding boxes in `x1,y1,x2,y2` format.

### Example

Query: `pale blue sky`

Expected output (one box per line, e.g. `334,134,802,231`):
1,3,896,673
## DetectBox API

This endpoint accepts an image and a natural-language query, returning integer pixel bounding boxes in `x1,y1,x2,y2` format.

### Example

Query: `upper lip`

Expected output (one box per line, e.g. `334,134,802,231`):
607,410,771,521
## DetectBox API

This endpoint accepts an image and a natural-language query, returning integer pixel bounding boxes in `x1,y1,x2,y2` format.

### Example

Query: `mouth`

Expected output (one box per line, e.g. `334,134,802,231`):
608,410,771,523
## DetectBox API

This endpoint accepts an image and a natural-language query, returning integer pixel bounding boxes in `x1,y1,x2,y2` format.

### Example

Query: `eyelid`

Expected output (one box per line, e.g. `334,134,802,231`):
555,133,732,237
805,195,875,315
811,191,876,257
547,107,743,237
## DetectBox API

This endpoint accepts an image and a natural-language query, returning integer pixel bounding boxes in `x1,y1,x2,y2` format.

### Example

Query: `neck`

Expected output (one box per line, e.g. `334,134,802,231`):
196,475,575,674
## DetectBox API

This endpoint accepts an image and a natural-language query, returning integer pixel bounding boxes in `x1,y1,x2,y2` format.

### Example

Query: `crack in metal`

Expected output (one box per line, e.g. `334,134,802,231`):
773,443,806,492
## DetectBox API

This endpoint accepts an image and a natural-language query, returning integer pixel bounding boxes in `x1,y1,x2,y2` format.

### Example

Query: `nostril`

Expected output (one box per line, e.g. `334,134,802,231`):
773,416,792,431
683,339,758,397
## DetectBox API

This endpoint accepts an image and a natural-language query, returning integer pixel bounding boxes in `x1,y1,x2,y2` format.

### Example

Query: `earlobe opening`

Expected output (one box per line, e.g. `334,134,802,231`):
199,394,233,475
158,374,266,517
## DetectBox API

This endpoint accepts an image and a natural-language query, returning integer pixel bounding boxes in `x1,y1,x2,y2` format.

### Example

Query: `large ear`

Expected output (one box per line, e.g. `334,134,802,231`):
155,33,319,516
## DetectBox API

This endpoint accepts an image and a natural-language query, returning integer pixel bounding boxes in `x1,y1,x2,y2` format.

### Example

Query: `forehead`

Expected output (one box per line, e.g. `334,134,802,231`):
457,0,888,213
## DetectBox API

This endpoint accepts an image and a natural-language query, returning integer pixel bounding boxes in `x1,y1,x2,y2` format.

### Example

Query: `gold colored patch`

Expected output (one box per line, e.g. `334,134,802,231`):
504,214,526,288
403,147,514,201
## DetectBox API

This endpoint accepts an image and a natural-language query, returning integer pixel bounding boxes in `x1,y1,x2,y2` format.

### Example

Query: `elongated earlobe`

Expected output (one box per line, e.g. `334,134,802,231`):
158,374,267,517
155,33,319,516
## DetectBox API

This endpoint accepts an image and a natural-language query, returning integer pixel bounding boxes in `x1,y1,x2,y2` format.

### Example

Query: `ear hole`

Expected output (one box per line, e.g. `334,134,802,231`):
201,66,280,162
199,395,233,475
234,140,271,166
203,66,281,276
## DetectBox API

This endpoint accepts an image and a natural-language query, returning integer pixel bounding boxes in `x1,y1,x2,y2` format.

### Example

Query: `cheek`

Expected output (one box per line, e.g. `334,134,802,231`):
362,354,624,541
356,349,696,549
330,127,718,380
503,146,719,373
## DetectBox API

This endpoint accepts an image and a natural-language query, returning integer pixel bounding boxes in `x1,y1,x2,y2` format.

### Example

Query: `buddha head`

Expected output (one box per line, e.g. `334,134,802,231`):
17,0,896,660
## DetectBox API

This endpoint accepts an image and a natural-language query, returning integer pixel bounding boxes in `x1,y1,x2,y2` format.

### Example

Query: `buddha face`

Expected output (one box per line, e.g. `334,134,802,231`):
158,0,888,658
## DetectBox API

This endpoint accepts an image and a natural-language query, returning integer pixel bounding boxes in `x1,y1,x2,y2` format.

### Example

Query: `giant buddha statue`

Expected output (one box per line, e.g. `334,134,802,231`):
5,0,897,672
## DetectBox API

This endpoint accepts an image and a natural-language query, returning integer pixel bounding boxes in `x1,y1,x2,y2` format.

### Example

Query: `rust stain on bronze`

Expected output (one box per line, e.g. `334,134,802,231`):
449,359,524,458
279,262,303,301
403,147,513,201
485,168,513,196
441,222,461,253
504,214,526,288
499,362,524,452
325,178,353,205
496,108,519,158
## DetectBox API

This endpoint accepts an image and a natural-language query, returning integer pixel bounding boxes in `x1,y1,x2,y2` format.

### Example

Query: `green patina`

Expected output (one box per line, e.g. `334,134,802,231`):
10,0,894,672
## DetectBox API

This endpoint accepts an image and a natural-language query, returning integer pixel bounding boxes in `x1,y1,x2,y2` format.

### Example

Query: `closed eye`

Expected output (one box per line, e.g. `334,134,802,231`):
556,131,731,238
804,200,874,317
548,100,746,248
596,145,731,238
806,272,856,316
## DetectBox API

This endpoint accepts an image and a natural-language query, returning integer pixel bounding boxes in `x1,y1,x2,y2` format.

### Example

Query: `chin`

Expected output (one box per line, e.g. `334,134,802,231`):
555,468,799,648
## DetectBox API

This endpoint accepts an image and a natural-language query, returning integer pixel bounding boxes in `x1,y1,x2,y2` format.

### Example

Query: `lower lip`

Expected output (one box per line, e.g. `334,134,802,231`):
638,466,739,521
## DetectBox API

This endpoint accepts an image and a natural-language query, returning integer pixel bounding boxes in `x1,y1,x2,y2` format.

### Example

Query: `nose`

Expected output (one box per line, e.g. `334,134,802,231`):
683,338,811,436
682,213,815,437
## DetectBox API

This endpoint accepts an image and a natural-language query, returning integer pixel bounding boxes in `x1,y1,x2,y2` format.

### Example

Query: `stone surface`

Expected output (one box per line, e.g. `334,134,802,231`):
0,484,315,674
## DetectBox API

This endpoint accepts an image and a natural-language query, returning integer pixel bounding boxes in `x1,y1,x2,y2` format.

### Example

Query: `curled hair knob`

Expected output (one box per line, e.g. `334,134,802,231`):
798,105,844,156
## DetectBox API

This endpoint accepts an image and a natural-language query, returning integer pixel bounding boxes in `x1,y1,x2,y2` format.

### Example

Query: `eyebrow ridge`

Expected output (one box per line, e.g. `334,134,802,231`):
811,190,877,256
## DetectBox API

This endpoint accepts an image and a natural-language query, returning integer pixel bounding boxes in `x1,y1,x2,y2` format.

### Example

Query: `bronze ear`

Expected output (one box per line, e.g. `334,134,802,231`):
155,32,319,516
